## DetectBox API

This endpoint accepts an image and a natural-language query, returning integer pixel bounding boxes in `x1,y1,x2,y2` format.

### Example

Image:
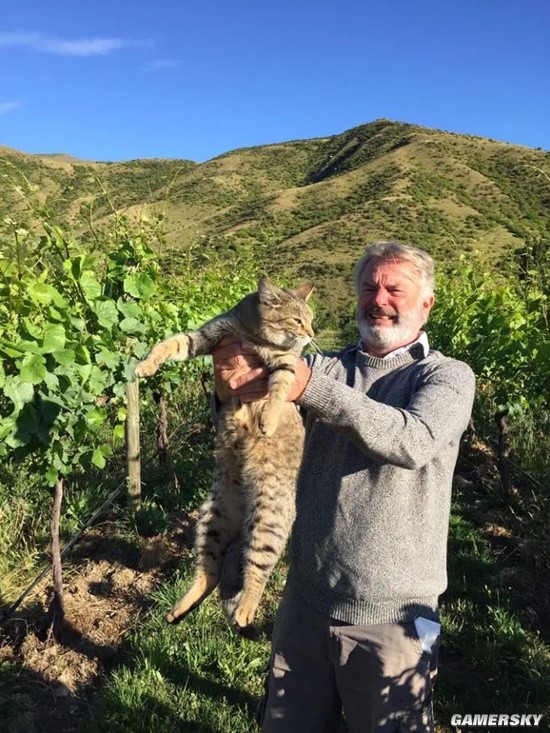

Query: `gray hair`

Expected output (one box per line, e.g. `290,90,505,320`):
353,241,435,295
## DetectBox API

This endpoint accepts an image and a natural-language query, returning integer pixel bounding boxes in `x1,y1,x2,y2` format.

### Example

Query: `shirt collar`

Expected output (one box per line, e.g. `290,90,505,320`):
358,331,430,360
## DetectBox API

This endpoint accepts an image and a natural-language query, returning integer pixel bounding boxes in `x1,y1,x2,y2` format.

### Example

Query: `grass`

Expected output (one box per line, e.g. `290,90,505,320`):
438,508,550,717
88,558,278,733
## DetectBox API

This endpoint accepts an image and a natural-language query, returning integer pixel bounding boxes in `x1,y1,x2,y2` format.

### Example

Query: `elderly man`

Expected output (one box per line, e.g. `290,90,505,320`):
213,242,475,733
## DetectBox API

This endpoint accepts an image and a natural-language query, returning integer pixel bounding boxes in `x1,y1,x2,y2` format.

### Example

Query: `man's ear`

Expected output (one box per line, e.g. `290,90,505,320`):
294,282,315,301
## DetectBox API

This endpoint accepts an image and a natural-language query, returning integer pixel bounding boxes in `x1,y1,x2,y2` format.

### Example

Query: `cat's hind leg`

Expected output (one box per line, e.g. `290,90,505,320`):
166,472,244,624
232,479,295,629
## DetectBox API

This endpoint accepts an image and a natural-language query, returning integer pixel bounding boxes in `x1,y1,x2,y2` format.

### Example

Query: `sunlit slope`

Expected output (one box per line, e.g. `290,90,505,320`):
2,119,548,317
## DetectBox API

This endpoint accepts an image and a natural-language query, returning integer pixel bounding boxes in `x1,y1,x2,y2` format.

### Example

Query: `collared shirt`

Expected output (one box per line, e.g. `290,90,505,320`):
359,331,430,360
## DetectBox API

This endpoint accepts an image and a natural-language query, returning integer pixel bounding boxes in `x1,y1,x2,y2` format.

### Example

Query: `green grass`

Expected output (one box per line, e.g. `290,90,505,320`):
88,557,279,733
437,505,550,719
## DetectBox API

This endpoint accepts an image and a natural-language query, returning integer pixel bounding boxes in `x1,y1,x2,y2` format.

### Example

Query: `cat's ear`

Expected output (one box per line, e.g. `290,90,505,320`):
258,277,282,305
294,282,315,302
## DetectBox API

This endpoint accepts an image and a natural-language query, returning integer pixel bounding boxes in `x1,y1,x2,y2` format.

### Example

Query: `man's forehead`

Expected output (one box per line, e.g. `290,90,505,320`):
362,258,420,283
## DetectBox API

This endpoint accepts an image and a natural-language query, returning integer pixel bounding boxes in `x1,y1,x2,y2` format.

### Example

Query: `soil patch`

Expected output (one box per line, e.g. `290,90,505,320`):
0,513,194,733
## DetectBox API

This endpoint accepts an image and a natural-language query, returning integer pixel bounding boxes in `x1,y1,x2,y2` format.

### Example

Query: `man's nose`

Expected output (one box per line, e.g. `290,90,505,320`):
371,288,388,306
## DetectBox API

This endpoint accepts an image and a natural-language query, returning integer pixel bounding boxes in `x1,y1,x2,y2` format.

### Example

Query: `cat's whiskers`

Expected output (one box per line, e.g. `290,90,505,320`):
310,339,323,354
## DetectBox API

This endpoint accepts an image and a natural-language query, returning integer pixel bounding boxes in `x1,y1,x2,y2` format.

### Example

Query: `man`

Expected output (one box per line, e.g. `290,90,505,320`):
213,242,475,732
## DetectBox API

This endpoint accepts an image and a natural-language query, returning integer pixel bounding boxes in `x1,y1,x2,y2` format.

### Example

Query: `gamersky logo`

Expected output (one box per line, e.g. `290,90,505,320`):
451,713,544,728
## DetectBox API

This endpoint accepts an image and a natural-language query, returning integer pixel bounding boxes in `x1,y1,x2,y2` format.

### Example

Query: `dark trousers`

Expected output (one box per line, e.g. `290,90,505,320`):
261,585,439,733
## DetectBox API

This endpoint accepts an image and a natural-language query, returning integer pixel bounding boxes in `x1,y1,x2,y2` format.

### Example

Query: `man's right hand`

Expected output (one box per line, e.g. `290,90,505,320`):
212,336,269,403
212,336,312,404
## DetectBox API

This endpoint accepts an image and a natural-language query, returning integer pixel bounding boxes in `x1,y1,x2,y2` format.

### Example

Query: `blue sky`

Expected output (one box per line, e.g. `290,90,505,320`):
1,0,548,162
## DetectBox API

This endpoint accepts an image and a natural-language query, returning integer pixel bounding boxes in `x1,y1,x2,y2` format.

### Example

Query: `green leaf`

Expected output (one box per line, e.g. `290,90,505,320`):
117,299,141,319
75,363,93,383
0,341,27,358
112,382,127,398
80,272,102,301
43,371,60,391
0,416,14,440
123,273,156,299
42,324,66,354
27,282,66,307
85,408,106,429
70,316,86,332
74,344,91,364
88,366,110,395
13,339,42,354
52,349,75,366
45,466,59,486
3,375,35,410
9,403,38,446
23,317,43,339
96,300,119,329
123,358,141,382
113,424,125,440
39,397,61,428
20,353,47,385
96,347,120,370
119,317,145,334
91,447,107,469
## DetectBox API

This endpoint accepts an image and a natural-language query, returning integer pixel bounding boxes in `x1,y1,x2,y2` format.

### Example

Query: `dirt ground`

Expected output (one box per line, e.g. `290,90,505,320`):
0,513,195,733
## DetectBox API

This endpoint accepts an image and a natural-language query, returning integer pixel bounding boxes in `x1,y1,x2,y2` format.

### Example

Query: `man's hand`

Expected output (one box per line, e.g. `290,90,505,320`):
212,336,312,403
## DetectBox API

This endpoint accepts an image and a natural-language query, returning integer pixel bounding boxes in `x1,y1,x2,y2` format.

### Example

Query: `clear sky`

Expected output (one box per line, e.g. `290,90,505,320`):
1,0,548,162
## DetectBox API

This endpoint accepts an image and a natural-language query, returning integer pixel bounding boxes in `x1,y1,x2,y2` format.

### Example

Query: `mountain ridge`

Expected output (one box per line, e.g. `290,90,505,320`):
1,119,549,320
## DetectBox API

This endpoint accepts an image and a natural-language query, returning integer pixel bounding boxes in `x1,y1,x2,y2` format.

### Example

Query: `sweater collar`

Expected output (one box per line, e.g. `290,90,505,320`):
355,332,430,369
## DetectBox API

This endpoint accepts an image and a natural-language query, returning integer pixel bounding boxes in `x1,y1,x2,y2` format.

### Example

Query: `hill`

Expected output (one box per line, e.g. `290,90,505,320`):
1,119,549,321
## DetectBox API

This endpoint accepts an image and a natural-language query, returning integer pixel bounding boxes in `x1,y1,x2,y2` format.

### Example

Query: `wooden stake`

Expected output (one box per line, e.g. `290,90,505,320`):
126,380,142,508
494,409,512,501
51,477,65,635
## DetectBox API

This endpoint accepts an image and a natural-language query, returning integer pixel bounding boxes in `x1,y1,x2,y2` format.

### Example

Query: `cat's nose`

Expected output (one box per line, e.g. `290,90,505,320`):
305,325,314,337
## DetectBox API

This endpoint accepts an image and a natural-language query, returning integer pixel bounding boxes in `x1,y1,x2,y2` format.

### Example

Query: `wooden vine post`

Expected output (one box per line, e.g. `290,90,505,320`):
494,409,512,500
126,380,142,508
50,477,65,636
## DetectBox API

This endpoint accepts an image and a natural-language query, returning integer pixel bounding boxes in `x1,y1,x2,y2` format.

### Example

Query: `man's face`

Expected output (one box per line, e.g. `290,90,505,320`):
357,258,435,356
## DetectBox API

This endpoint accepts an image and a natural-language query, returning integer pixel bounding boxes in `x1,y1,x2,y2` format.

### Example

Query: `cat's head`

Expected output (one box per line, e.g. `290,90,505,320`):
256,278,315,350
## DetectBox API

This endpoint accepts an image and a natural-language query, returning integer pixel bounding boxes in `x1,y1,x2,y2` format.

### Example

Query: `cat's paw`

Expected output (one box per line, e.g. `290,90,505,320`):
233,604,257,630
135,359,158,378
259,404,279,437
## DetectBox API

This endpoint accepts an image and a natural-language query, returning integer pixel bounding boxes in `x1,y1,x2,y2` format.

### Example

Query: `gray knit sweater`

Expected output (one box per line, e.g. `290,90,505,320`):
290,341,476,626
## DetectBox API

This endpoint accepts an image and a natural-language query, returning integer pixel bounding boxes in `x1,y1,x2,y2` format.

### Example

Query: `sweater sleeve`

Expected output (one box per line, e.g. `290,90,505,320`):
297,359,476,469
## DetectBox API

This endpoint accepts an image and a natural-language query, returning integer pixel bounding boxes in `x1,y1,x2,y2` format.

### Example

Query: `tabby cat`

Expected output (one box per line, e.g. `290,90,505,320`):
135,278,314,631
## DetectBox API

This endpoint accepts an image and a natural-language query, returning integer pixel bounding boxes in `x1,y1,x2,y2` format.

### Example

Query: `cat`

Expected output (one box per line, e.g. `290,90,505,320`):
135,277,314,631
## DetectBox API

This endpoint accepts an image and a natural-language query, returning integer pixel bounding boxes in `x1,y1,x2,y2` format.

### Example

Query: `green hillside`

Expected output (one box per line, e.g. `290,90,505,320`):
1,119,549,320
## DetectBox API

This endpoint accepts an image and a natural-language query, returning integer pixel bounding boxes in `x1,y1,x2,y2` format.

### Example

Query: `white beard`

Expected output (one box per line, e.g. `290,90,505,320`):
357,307,425,353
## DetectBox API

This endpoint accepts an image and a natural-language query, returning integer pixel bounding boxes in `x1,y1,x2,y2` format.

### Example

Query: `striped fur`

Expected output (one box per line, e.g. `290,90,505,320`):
135,278,314,631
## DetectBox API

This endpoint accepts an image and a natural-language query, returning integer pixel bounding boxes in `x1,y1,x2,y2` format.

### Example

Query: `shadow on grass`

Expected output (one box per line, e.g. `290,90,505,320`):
0,655,96,733
436,506,550,720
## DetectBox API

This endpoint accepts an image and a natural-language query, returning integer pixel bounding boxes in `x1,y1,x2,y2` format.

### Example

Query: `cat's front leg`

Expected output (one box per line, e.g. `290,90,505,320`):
258,355,298,437
136,315,232,378
135,335,192,377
